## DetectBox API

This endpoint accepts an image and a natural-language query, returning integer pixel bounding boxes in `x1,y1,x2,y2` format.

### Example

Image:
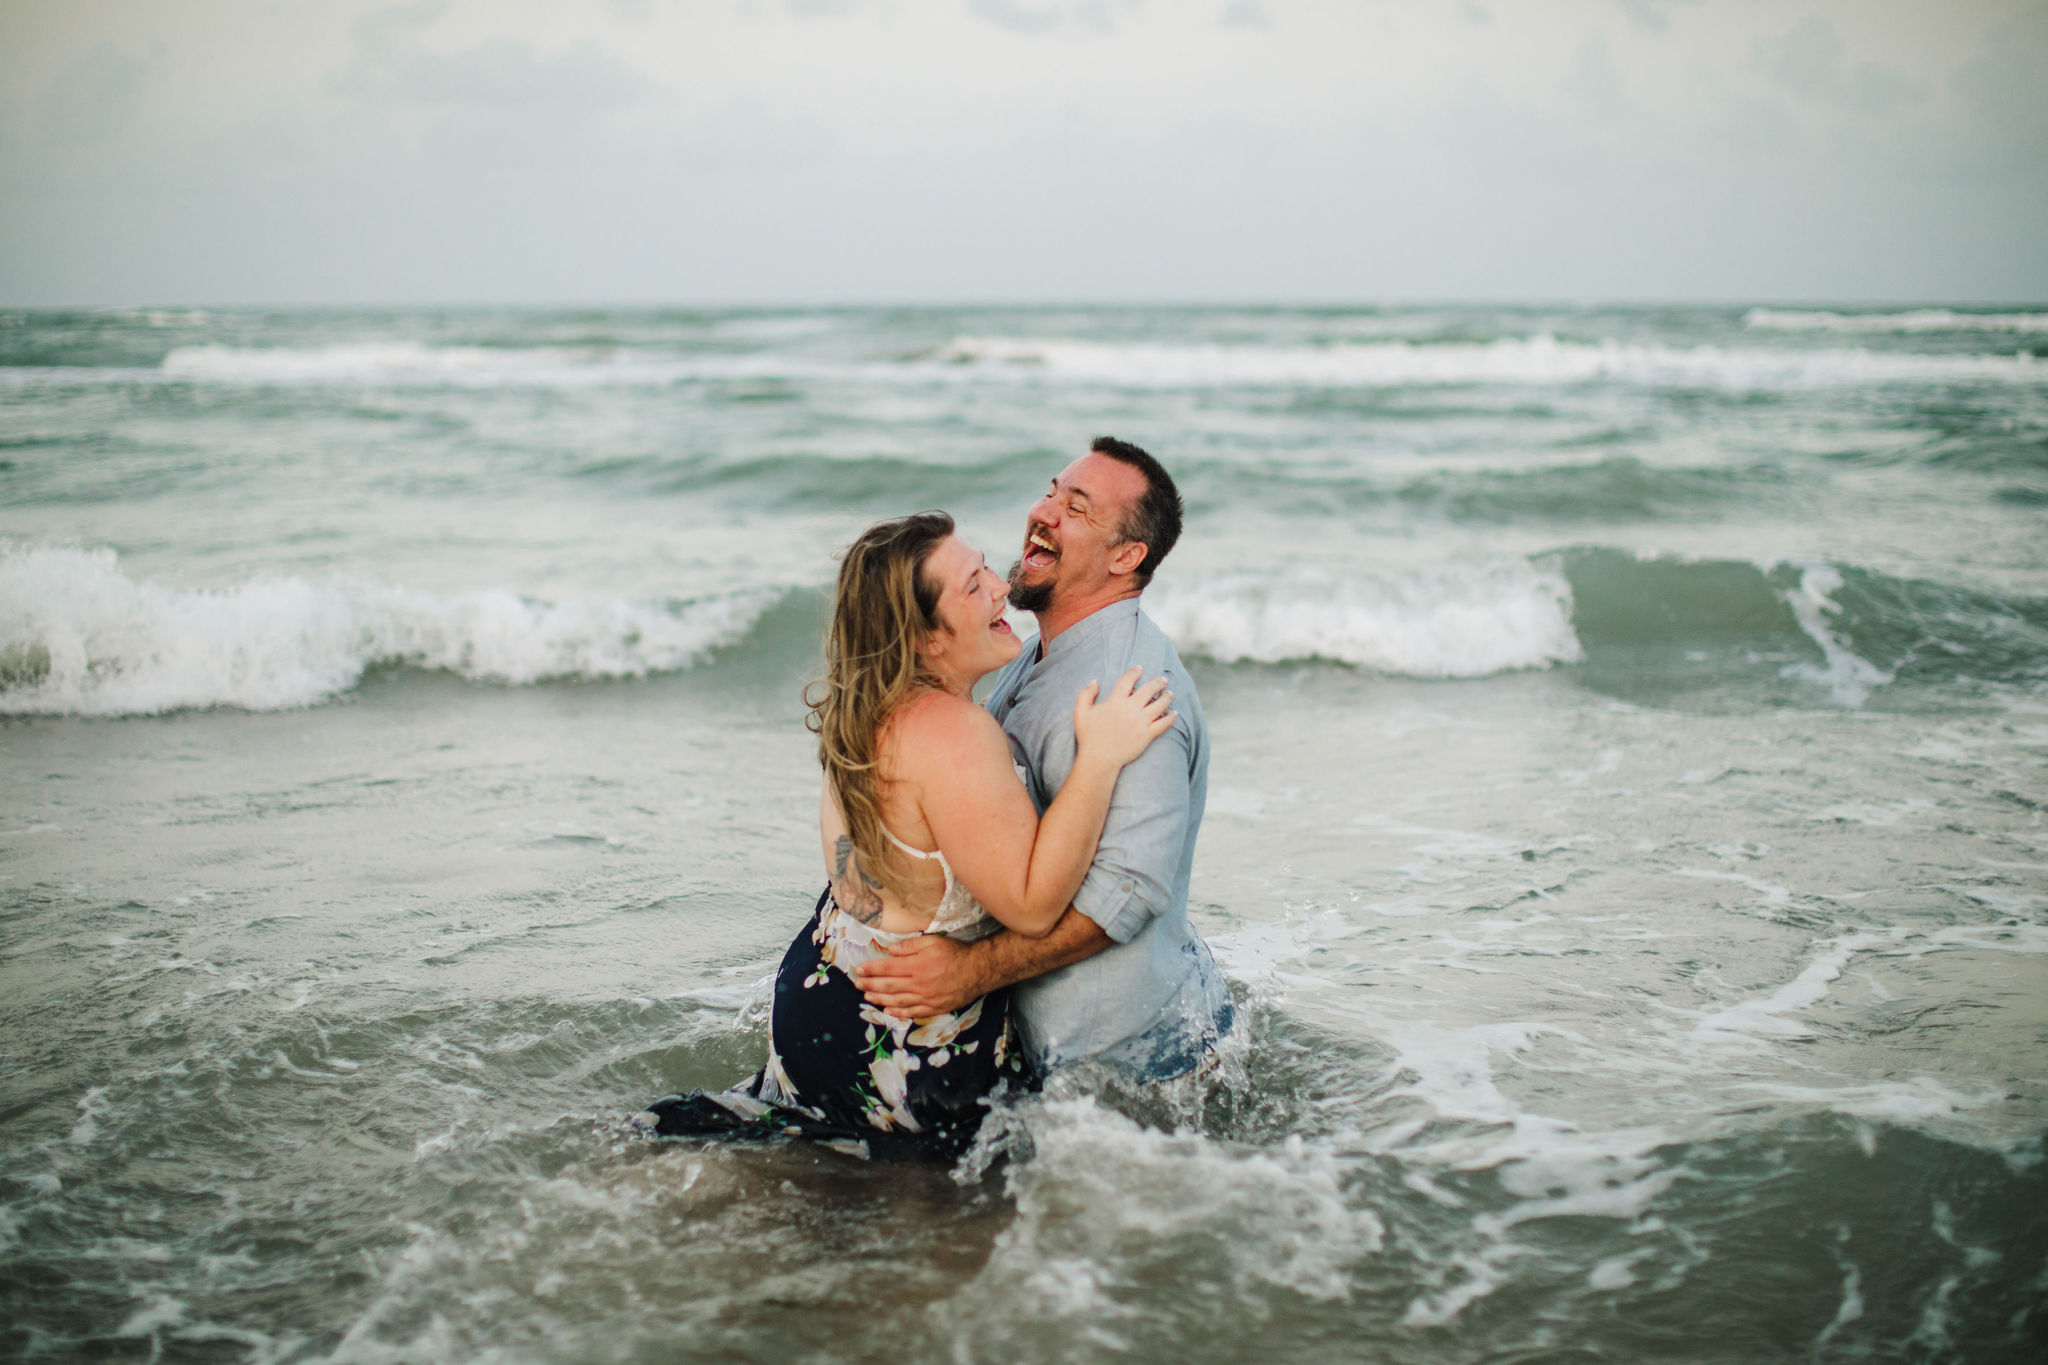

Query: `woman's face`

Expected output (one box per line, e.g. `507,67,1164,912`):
920,533,1023,686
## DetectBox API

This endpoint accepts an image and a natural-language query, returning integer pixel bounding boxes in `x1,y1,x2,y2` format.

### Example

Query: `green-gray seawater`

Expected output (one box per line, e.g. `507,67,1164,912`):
3,305,2045,1361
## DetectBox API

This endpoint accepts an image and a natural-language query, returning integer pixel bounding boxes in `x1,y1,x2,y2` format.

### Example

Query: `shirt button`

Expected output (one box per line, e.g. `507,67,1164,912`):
1119,880,1133,893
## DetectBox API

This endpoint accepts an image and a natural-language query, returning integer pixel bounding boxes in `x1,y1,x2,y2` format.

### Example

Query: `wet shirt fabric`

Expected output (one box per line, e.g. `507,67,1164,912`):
634,887,1026,1161
983,597,1234,1078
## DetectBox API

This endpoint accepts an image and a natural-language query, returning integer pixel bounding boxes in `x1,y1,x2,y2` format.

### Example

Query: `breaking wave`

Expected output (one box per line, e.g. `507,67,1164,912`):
7,542,2044,717
1145,563,1583,677
1555,547,2048,705
0,545,777,716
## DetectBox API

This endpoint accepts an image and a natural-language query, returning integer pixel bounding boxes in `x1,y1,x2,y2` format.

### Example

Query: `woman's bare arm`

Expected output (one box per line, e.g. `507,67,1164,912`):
891,671,1169,937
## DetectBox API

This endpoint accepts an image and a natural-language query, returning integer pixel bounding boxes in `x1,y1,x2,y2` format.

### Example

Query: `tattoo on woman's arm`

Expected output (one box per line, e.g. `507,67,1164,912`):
833,836,887,925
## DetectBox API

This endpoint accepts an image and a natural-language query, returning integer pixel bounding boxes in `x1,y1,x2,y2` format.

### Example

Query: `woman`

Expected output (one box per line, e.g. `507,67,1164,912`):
635,511,1173,1160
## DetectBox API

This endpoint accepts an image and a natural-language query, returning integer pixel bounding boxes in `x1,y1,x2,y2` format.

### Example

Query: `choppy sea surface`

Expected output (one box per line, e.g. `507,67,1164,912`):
2,304,2045,1362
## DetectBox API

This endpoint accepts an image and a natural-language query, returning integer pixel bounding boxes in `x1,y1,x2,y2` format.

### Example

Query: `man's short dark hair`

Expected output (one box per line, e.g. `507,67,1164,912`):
1091,435,1181,589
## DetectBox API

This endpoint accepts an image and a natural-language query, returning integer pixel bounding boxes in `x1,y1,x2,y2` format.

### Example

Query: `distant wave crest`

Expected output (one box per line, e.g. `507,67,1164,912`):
1743,308,2048,335
161,341,562,381
0,545,774,716
938,335,2043,389
112,333,2048,392
155,341,734,387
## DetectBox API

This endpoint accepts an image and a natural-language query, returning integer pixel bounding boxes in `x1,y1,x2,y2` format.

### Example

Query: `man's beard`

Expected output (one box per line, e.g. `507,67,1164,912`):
1006,559,1053,614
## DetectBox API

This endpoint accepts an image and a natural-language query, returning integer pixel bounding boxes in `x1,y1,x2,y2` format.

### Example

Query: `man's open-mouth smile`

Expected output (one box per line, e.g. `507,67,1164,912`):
1022,526,1059,573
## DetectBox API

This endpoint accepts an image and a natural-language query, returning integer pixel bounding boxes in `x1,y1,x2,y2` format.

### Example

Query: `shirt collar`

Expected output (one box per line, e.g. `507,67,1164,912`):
1034,595,1142,666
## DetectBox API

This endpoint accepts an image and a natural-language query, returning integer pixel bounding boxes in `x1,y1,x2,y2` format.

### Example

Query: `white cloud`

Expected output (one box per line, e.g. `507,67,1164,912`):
37,40,155,143
1616,0,1700,37
329,2,650,111
1950,1,2048,146
0,0,2041,305
1754,14,1925,116
965,0,1142,37
967,0,1068,36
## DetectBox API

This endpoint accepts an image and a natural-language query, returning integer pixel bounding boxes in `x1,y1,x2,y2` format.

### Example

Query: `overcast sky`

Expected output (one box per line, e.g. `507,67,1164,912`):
2,0,2044,306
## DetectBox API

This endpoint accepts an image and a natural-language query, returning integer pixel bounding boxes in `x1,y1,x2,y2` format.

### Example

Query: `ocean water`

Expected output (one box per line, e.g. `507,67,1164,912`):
2,304,2045,1362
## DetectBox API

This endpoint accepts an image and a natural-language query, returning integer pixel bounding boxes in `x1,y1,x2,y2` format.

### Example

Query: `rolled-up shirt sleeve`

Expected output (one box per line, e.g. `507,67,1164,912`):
1069,718,1192,944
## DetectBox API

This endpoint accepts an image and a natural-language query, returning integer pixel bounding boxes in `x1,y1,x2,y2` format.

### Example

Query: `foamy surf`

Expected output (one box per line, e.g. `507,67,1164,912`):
0,545,776,716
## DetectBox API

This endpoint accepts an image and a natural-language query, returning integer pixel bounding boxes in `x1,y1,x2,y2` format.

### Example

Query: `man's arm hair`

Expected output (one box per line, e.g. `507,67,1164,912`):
854,904,1110,1018
972,906,1110,991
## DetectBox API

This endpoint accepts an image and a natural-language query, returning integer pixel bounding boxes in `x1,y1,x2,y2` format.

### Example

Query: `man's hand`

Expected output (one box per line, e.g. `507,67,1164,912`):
853,935,987,1019
855,909,1112,1018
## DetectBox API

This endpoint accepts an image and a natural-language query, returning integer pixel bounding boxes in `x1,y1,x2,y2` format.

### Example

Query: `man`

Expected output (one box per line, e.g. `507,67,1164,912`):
855,436,1233,1079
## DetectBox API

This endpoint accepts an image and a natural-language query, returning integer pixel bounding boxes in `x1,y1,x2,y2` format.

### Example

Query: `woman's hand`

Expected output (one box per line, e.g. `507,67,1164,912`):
1072,665,1175,769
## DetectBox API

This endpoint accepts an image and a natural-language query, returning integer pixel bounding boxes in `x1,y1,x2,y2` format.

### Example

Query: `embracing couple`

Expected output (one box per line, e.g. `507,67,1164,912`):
638,437,1232,1160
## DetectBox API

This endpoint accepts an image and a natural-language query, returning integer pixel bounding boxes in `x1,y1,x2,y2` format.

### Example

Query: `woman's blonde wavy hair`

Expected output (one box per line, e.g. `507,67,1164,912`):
805,510,954,902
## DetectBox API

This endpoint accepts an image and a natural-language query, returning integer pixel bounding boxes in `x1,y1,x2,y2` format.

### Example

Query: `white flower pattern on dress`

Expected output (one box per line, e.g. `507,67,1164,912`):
906,997,983,1048
864,1046,923,1132
746,890,1024,1147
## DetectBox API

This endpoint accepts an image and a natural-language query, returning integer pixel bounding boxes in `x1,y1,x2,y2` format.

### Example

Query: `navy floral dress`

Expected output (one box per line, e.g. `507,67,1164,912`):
635,887,1028,1161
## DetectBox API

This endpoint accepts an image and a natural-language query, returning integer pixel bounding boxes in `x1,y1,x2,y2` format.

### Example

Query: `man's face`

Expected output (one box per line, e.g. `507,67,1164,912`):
1007,451,1148,613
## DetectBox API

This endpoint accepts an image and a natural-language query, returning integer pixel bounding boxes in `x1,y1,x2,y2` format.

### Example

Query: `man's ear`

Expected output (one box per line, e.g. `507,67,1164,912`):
1108,539,1148,579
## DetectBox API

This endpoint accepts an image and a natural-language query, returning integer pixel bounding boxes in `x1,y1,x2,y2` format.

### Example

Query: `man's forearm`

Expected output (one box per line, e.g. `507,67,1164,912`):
971,907,1111,993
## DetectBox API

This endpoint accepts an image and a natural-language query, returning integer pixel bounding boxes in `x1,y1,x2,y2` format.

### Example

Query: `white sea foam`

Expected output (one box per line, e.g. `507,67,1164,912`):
1478,1126,1681,1232
1372,1022,1582,1127
1779,563,1895,707
1146,563,1583,677
1735,1076,2004,1123
157,341,723,387
162,341,552,381
941,334,2045,388
68,1087,110,1147
1396,1115,1680,1326
1744,308,2048,335
966,1097,1382,1313
709,314,841,339
1895,922,2048,956
116,1294,187,1338
150,341,836,389
1691,929,1909,1048
0,545,773,716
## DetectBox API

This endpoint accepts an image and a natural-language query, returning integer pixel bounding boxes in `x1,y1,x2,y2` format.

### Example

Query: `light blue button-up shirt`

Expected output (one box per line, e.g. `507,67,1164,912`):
982,596,1233,1078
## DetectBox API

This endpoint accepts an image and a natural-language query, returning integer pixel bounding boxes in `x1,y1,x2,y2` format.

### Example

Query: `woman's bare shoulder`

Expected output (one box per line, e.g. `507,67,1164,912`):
883,690,1003,762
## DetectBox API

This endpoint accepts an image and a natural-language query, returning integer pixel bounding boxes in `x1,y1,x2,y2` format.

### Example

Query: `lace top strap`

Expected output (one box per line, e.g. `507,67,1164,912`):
877,823,990,939
880,825,944,862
